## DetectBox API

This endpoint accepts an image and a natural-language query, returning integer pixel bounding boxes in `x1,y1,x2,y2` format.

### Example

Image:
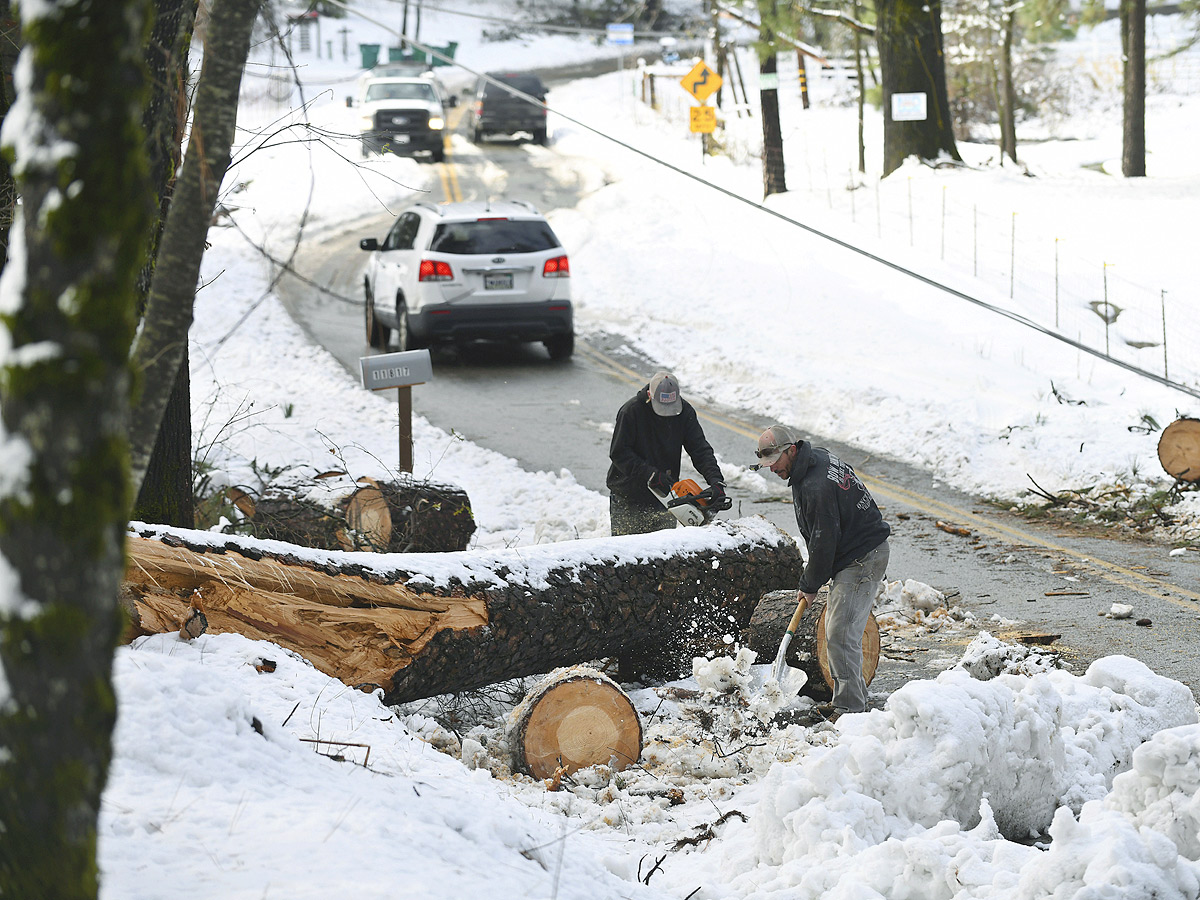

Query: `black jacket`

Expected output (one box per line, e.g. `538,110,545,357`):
606,385,723,505
787,441,891,593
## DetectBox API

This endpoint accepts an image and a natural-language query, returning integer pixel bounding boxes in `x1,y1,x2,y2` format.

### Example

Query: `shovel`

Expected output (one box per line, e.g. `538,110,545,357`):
745,593,811,720
764,593,811,696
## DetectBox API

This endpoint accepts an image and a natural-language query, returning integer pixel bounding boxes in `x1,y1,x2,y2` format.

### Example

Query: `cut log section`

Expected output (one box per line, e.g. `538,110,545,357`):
250,471,392,552
508,667,642,780
246,470,475,553
740,589,881,701
372,476,475,552
1158,418,1200,482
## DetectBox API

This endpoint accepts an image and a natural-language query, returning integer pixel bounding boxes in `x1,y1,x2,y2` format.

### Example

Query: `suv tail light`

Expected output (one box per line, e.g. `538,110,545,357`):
419,259,453,282
543,255,569,277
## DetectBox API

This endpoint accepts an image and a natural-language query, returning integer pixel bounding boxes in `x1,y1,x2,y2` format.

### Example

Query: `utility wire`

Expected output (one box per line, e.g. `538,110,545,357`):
320,0,1200,402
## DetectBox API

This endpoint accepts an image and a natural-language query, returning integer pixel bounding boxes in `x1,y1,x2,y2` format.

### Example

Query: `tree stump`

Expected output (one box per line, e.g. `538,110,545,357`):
1158,417,1200,482
507,667,642,779
740,589,880,701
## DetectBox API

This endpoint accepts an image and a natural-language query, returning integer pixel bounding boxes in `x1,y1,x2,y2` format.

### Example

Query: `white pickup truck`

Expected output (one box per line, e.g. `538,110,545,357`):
349,68,457,163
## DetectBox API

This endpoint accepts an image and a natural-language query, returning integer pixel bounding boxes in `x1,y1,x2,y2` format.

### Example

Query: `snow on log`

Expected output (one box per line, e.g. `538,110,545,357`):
507,667,642,780
122,518,804,703
740,588,881,700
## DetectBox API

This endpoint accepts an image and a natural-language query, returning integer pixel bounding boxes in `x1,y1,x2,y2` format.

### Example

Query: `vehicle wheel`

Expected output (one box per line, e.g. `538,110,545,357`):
472,126,483,144
544,333,574,361
431,145,446,163
396,302,424,351
365,285,386,349
533,127,548,145
361,138,373,158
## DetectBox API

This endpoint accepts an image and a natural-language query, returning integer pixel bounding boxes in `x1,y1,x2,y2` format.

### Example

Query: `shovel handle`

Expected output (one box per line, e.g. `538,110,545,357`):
785,593,810,636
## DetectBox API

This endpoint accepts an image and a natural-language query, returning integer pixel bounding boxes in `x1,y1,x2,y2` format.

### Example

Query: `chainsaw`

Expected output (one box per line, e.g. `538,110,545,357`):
648,477,732,526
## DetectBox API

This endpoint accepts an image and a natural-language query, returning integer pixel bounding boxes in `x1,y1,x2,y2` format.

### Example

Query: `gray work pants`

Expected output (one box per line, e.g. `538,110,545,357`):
826,540,890,713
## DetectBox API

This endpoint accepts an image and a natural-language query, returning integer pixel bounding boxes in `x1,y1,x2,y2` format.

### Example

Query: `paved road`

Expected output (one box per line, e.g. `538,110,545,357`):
276,100,1200,702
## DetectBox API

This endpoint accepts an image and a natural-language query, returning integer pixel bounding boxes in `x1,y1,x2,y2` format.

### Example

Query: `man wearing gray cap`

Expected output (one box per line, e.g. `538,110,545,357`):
755,424,891,717
606,372,726,535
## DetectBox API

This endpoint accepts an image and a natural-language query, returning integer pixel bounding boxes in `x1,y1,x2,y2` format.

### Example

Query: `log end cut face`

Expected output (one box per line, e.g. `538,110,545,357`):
510,669,643,780
1158,418,1200,482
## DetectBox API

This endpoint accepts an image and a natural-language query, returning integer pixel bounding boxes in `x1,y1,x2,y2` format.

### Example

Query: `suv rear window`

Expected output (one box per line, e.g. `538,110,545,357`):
429,220,560,255
484,75,545,98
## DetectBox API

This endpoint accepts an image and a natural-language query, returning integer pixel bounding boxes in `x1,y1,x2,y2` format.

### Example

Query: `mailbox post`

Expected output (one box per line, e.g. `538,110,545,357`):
359,349,433,473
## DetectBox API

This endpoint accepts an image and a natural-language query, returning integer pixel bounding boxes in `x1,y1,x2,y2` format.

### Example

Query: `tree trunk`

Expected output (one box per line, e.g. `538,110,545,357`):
854,1,866,173
133,0,200,528
508,667,643,779
740,589,881,701
876,0,962,176
121,520,806,704
999,10,1018,164
760,52,787,197
0,1,153,896
0,1,19,264
128,0,264,497
133,351,195,527
1121,0,1146,177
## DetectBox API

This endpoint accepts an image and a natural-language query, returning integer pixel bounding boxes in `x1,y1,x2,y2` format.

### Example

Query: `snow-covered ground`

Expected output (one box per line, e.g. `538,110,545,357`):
96,3,1200,897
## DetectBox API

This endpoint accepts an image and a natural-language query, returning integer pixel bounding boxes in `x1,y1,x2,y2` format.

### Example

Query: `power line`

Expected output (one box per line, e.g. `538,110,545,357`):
320,0,1200,402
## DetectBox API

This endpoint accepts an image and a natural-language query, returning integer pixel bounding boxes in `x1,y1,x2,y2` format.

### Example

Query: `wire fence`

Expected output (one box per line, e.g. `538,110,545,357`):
635,34,1200,398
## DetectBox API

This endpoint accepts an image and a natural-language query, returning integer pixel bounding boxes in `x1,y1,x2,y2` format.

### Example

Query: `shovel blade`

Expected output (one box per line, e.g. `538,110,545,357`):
770,634,807,697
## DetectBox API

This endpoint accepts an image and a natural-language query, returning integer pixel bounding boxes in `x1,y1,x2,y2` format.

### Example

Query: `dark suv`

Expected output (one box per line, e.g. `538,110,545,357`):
471,73,549,144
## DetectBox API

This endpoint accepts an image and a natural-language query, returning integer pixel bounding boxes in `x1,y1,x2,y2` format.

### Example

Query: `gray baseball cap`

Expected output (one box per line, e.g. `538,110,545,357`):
648,372,682,416
755,424,797,465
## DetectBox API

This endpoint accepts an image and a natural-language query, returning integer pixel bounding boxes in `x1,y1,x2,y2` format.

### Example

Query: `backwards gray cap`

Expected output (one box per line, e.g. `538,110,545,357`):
648,371,683,416
755,424,798,465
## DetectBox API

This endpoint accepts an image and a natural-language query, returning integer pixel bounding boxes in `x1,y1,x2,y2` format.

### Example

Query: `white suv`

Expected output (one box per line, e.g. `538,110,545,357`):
359,200,574,359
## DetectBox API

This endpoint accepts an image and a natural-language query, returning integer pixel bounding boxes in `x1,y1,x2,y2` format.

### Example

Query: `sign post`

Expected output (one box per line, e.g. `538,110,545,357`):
606,23,634,106
359,349,433,473
681,60,723,160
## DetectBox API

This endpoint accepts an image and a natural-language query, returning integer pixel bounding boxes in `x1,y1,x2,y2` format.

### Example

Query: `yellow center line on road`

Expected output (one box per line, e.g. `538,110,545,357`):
436,148,462,202
576,341,1200,611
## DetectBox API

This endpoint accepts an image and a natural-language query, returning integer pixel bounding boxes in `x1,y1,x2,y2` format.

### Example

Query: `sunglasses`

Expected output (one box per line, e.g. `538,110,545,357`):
755,442,793,460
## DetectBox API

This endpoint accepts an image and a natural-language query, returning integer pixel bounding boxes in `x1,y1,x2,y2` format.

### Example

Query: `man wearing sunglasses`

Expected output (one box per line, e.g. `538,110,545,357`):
606,371,727,535
755,424,891,717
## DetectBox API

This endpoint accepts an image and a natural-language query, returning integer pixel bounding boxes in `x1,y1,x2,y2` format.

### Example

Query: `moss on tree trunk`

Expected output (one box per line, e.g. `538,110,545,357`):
0,0,154,896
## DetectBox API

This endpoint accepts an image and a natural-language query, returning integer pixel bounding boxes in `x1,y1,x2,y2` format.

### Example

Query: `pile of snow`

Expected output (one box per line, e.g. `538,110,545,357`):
100,631,1200,899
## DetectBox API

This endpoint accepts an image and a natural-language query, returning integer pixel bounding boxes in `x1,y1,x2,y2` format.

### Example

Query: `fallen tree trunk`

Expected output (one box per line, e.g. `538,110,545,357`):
122,518,803,703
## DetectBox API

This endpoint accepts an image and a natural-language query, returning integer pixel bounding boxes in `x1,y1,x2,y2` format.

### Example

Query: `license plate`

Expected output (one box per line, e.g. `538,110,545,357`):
484,272,513,290
390,133,410,144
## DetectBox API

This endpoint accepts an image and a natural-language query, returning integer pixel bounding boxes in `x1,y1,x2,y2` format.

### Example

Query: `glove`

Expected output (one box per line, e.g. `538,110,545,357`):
648,470,673,495
708,482,732,510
